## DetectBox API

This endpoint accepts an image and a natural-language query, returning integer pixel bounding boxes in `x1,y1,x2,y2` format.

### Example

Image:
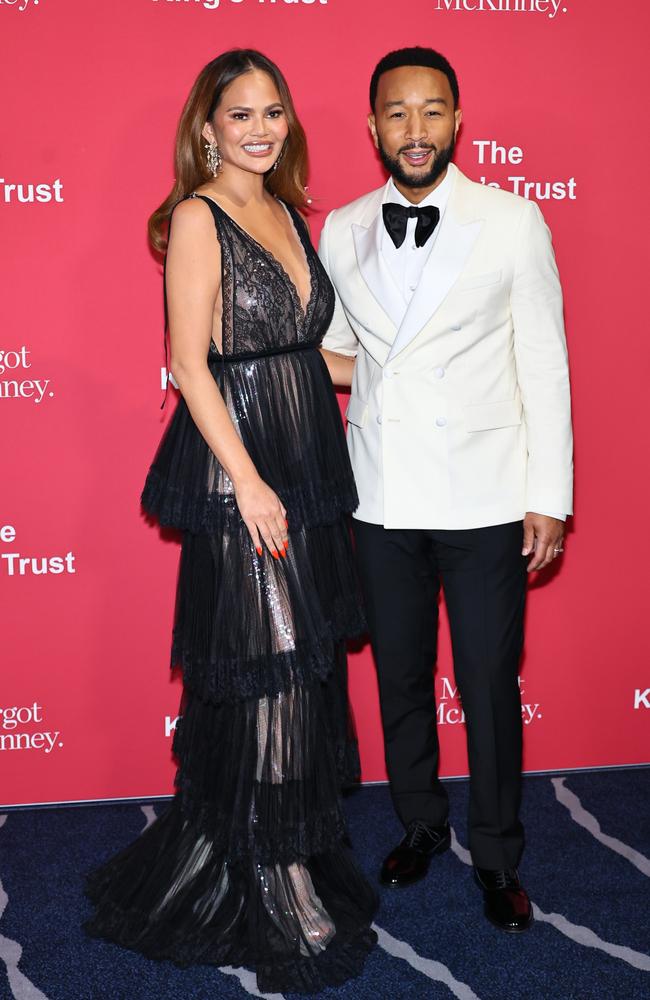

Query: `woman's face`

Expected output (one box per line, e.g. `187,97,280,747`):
203,69,289,177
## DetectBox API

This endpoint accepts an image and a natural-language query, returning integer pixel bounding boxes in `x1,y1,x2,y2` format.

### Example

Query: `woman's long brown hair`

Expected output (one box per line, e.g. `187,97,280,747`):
149,49,309,254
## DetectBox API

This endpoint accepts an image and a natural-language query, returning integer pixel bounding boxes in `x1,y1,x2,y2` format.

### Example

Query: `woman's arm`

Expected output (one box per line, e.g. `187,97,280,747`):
166,199,287,558
319,348,356,389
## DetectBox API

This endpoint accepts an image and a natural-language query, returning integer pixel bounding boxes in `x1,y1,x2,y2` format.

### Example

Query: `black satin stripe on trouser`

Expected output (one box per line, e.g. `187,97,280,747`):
352,518,527,870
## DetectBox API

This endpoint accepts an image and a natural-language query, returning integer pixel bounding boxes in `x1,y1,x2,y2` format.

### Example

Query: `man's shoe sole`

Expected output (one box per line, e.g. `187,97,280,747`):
484,909,534,933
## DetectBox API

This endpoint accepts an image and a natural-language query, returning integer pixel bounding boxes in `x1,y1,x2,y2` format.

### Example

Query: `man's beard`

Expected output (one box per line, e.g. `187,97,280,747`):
377,134,456,189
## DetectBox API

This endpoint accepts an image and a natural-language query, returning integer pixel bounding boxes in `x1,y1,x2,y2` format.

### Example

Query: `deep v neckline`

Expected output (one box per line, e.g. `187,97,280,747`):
197,194,315,325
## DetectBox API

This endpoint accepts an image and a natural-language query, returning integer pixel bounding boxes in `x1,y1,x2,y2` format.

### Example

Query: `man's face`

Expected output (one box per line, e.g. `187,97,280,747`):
369,66,462,193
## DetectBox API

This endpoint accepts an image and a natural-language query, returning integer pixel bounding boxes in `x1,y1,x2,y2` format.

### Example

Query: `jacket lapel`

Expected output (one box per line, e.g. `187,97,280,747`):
386,165,484,363
352,183,405,333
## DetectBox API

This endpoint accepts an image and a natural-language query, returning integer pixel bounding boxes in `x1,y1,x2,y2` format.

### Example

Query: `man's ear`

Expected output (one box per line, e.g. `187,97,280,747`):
454,108,463,139
368,113,379,150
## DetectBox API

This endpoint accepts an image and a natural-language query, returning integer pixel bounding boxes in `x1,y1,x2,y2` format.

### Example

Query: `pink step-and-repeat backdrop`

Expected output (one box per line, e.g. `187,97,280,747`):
1,0,648,808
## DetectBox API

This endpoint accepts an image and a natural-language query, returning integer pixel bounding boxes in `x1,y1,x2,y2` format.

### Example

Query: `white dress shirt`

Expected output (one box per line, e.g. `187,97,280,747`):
380,170,454,308
377,170,566,524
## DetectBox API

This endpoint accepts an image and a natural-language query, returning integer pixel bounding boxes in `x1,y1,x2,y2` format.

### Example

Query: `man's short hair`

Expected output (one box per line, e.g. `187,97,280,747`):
370,47,460,111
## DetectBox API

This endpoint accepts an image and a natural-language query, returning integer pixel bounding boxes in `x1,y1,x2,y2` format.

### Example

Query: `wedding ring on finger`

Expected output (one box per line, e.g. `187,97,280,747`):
553,547,564,554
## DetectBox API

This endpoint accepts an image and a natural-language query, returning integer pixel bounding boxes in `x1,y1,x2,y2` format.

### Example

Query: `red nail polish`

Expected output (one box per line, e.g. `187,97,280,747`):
272,549,279,559
256,546,263,556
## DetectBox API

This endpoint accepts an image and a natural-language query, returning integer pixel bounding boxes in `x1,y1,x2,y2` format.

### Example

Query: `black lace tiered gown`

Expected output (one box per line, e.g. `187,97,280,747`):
84,195,378,993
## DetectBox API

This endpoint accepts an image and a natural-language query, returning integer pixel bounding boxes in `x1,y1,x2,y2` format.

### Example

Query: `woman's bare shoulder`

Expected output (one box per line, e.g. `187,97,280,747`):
168,196,219,250
171,195,215,225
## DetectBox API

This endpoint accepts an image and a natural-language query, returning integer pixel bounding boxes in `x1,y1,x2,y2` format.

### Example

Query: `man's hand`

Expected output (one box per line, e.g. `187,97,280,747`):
522,513,565,573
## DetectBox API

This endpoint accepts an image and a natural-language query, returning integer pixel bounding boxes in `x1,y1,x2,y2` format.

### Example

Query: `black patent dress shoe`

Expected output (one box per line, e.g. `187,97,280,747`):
474,867,533,932
380,820,451,887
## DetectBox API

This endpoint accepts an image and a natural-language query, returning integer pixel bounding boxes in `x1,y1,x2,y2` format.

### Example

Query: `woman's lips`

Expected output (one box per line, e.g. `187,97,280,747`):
242,143,274,157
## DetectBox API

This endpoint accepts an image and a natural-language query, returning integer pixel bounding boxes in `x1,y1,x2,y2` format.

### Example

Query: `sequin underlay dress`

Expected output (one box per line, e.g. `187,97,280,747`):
83,195,378,993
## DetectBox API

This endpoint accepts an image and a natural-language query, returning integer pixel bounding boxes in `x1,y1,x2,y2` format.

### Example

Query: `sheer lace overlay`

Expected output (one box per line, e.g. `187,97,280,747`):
85,197,377,993
141,197,357,533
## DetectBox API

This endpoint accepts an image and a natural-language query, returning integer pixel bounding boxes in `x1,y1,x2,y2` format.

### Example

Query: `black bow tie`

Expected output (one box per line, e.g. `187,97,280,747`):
382,202,440,249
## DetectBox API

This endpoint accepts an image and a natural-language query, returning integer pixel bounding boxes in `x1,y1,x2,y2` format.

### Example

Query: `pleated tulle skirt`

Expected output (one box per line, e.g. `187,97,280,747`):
84,516,378,993
140,349,361,535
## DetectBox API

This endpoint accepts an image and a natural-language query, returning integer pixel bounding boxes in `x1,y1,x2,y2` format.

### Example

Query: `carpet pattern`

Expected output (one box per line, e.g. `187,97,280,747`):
1,769,648,1000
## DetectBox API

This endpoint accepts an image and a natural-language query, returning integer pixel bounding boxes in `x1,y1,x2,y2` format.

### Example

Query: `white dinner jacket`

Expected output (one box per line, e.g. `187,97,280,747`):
318,163,574,530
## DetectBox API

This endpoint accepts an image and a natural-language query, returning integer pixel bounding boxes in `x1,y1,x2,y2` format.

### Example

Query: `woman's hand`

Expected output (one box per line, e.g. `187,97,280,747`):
235,475,288,559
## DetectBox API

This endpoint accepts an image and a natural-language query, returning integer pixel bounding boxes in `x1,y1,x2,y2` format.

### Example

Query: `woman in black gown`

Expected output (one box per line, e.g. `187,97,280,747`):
84,49,377,993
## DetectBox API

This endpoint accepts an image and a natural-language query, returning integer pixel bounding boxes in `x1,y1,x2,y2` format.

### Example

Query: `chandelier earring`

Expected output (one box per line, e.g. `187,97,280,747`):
205,139,222,177
271,142,286,173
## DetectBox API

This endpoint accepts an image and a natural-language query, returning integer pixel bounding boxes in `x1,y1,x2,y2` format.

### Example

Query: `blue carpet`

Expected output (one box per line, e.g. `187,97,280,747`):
1,770,648,1000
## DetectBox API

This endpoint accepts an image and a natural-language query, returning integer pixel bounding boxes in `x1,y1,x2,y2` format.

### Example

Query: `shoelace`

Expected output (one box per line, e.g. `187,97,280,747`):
404,820,437,852
493,868,519,890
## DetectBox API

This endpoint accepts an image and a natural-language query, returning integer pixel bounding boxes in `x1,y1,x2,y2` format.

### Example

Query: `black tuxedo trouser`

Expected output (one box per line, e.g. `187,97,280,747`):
353,518,527,869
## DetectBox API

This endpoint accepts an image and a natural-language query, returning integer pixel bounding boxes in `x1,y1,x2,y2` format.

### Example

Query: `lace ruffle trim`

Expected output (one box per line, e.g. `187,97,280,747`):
141,469,359,533
172,609,366,703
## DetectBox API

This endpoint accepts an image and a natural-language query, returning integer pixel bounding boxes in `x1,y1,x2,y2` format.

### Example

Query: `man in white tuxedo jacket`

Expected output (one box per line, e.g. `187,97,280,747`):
318,47,573,933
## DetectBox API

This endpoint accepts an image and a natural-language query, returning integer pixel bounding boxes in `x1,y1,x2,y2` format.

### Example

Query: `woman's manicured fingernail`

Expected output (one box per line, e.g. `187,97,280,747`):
272,549,279,559
280,549,287,559
285,519,289,527
256,546,263,556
